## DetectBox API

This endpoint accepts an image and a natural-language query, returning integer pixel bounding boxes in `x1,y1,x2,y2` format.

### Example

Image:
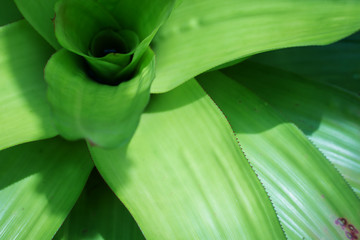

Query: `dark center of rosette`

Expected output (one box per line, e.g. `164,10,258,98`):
86,29,139,85
90,29,131,57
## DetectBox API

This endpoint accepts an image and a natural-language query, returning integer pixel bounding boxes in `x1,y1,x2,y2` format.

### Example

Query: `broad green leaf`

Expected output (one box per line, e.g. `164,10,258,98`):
89,79,285,239
45,48,155,148
0,20,57,151
151,0,360,93
251,31,360,95
0,137,93,239
0,0,22,26
222,62,360,196
14,0,60,49
198,71,360,239
54,170,144,240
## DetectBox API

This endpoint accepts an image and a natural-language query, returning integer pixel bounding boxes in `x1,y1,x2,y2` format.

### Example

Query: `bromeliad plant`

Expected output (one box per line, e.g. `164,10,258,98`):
0,0,359,239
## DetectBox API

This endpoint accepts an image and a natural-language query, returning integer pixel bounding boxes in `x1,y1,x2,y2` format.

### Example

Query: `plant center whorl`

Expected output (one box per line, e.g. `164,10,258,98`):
90,29,130,58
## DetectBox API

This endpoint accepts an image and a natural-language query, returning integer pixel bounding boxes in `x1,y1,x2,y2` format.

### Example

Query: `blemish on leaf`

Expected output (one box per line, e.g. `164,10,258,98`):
335,217,359,240
349,225,359,234
51,13,56,23
87,139,97,147
335,217,347,227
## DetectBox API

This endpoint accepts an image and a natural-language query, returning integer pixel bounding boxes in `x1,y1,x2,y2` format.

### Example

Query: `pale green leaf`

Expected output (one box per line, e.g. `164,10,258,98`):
0,20,57,151
0,137,94,239
251,31,360,95
54,170,144,240
0,0,22,26
89,79,285,239
223,61,360,196
151,0,360,93
198,71,360,239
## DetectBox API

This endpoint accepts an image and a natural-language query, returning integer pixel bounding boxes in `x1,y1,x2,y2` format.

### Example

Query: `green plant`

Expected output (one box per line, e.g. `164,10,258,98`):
0,0,359,239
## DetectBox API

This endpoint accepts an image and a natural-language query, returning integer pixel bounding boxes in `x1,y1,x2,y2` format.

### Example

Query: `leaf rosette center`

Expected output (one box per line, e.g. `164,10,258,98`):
44,0,174,148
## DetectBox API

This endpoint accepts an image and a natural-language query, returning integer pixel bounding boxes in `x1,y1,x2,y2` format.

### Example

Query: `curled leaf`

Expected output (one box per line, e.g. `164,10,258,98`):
44,48,155,148
54,0,174,84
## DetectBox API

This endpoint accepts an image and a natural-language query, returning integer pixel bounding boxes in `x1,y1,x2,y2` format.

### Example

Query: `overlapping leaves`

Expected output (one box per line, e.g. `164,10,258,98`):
0,0,359,239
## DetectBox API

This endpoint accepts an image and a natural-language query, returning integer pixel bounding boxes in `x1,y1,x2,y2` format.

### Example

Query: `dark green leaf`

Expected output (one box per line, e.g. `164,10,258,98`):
251,31,360,95
0,0,22,26
14,0,60,49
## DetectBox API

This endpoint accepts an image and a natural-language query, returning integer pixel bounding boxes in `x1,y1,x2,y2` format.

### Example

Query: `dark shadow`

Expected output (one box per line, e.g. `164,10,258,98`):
250,31,360,96
53,168,145,239
0,137,93,196
221,60,324,135
0,0,23,26
197,33,360,136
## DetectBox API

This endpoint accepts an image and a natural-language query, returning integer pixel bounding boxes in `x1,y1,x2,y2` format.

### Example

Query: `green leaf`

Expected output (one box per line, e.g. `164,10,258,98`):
89,79,285,239
151,0,360,93
0,0,23,26
222,61,360,196
14,0,60,49
0,20,57,151
54,0,121,56
44,48,155,148
54,169,144,240
198,71,360,239
97,0,175,42
251,31,360,95
0,137,94,239
53,0,137,84
99,0,176,77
